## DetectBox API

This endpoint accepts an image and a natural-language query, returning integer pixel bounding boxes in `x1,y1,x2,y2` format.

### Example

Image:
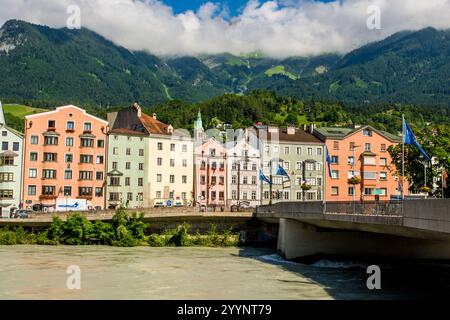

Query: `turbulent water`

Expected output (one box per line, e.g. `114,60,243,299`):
0,246,449,300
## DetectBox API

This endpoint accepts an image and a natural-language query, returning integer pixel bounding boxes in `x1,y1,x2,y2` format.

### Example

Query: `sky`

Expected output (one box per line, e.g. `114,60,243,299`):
1,0,450,57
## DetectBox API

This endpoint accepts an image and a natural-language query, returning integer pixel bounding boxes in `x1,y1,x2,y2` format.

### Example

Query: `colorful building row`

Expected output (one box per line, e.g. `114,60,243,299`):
0,102,404,217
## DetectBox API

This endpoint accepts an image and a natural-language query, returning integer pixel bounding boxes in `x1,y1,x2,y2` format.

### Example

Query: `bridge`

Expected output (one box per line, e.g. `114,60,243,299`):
256,199,450,260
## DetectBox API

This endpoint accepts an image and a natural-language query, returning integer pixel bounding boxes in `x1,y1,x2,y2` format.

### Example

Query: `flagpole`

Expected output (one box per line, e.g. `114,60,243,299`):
402,114,405,200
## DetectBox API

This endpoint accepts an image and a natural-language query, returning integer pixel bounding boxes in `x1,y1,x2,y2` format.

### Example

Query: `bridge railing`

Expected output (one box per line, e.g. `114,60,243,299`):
325,201,403,216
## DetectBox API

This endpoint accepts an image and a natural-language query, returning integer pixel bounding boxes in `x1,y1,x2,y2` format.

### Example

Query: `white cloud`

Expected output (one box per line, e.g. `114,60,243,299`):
0,0,449,57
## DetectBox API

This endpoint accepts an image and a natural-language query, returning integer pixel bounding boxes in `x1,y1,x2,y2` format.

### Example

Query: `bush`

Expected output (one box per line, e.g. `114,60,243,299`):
148,233,168,247
168,223,191,247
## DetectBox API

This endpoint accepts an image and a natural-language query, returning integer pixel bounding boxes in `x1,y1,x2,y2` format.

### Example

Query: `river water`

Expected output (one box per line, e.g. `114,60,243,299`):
0,246,449,300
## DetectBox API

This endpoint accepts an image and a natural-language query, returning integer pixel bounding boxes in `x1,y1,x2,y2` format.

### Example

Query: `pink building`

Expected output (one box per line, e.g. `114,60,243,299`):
194,138,227,210
22,105,108,211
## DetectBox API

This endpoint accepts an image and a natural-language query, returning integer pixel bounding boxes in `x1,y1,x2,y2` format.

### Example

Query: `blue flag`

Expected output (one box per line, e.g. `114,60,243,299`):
276,164,289,177
325,146,332,178
403,119,431,161
259,170,272,185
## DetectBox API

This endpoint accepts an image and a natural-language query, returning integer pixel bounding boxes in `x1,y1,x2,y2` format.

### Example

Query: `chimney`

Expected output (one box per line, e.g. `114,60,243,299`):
309,123,315,134
132,102,142,117
152,113,157,120
303,124,307,131
287,125,296,135
268,125,279,134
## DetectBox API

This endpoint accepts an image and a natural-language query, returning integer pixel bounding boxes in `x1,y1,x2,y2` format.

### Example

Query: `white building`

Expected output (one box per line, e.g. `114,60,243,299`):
0,102,24,217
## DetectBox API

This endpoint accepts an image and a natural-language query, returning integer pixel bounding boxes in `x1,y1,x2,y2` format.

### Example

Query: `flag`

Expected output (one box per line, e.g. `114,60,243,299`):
443,168,448,189
259,170,272,185
325,146,332,178
403,119,431,161
276,164,289,177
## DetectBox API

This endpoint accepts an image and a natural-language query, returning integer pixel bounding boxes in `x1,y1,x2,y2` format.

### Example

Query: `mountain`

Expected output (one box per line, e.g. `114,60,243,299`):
0,19,449,107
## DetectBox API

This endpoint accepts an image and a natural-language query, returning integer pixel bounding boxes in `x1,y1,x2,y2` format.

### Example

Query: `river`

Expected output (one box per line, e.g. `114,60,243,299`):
0,246,449,300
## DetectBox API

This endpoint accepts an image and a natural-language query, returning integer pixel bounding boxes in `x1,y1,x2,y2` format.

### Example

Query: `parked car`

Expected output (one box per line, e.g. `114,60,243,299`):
11,210,32,219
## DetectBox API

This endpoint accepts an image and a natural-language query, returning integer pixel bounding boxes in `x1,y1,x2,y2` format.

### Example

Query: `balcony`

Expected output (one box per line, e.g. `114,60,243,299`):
66,128,75,133
46,127,56,132
39,194,57,200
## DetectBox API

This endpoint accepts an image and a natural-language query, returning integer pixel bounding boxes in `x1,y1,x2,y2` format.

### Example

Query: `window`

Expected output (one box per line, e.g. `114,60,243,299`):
170,175,175,183
380,144,387,152
200,175,206,185
112,162,117,169
157,142,163,151
97,140,105,148
65,154,73,163
66,137,74,147
316,148,322,156
283,161,290,170
219,192,224,201
63,186,72,197
331,156,339,164
364,156,376,165
125,177,130,186
305,162,315,171
79,171,93,180
182,159,187,167
67,121,74,130
296,147,302,154
242,192,248,200
296,162,302,170
307,147,313,155
2,142,8,150
331,187,339,196
317,177,322,186
348,170,360,178
30,152,38,161
48,120,56,129
78,187,92,197
157,158,162,166
380,158,387,166
0,189,13,199
64,170,72,180
182,144,187,152
251,191,257,200
284,191,290,200
13,142,19,151
0,173,13,181
29,168,37,178
264,191,270,199
170,143,175,152
211,191,216,200
252,176,257,185
126,162,131,170
43,152,57,162
349,142,355,150
0,156,14,165
364,172,377,180
364,188,374,195
252,163,257,171
333,141,339,150
232,176,237,184
137,163,143,171
113,147,118,155
348,187,355,195
306,192,316,201
156,191,161,199
80,154,93,163
348,156,354,165
96,172,103,180
126,148,131,156
200,161,206,170
42,186,55,196
138,178,143,187
84,122,92,131
210,148,216,156
42,169,56,179
170,159,175,167
139,149,144,156
296,191,302,200
96,155,104,164
126,192,133,201
95,188,103,197
80,138,94,147
109,192,120,201
211,176,216,185
284,146,290,154
28,185,36,196
331,170,339,179
1,131,6,137
380,188,387,196
380,172,387,180
365,143,371,151
264,146,270,153
182,176,187,184
243,177,248,184
157,174,162,182
110,177,120,186
30,135,39,145
232,191,237,200
273,146,279,153
363,129,372,137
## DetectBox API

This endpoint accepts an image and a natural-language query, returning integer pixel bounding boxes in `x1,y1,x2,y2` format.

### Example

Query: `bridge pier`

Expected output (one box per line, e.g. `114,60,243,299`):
278,218,450,261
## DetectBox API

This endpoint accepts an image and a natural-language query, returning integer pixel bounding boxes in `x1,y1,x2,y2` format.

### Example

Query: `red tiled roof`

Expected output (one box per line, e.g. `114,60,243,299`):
139,112,170,135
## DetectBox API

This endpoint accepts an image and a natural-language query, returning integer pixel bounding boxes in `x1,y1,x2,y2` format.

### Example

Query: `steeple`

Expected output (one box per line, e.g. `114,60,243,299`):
194,109,204,142
0,101,4,127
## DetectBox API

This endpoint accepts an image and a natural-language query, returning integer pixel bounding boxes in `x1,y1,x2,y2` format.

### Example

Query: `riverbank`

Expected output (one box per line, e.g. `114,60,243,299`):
0,208,240,247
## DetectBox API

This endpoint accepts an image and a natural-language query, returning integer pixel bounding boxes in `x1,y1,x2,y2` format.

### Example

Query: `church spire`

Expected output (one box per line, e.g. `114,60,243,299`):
194,109,204,142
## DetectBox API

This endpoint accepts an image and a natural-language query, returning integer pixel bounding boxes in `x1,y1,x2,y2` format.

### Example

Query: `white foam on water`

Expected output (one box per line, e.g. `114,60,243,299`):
311,259,367,269
257,254,299,265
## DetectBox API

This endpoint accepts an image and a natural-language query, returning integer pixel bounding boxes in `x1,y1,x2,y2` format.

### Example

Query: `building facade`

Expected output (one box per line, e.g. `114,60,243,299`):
0,102,23,217
22,105,108,211
253,125,326,205
226,130,261,208
194,138,228,209
314,125,402,201
107,103,193,208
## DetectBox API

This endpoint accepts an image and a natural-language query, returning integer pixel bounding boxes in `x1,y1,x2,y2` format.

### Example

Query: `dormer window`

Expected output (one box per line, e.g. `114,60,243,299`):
363,129,372,137
167,125,173,134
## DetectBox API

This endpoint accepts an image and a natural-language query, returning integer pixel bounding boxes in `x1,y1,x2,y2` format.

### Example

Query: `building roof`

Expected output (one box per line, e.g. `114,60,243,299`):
315,125,402,143
109,128,147,136
250,126,323,144
24,104,108,124
139,111,171,135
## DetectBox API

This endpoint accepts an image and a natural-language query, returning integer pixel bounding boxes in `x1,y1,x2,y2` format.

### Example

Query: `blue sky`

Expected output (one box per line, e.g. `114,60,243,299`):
162,0,336,16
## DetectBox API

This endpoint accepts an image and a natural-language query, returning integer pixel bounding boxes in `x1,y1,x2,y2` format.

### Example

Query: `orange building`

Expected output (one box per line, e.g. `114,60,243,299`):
314,125,403,201
22,105,108,211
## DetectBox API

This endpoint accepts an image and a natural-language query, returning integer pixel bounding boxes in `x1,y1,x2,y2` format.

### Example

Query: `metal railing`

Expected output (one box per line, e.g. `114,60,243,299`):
325,201,403,216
